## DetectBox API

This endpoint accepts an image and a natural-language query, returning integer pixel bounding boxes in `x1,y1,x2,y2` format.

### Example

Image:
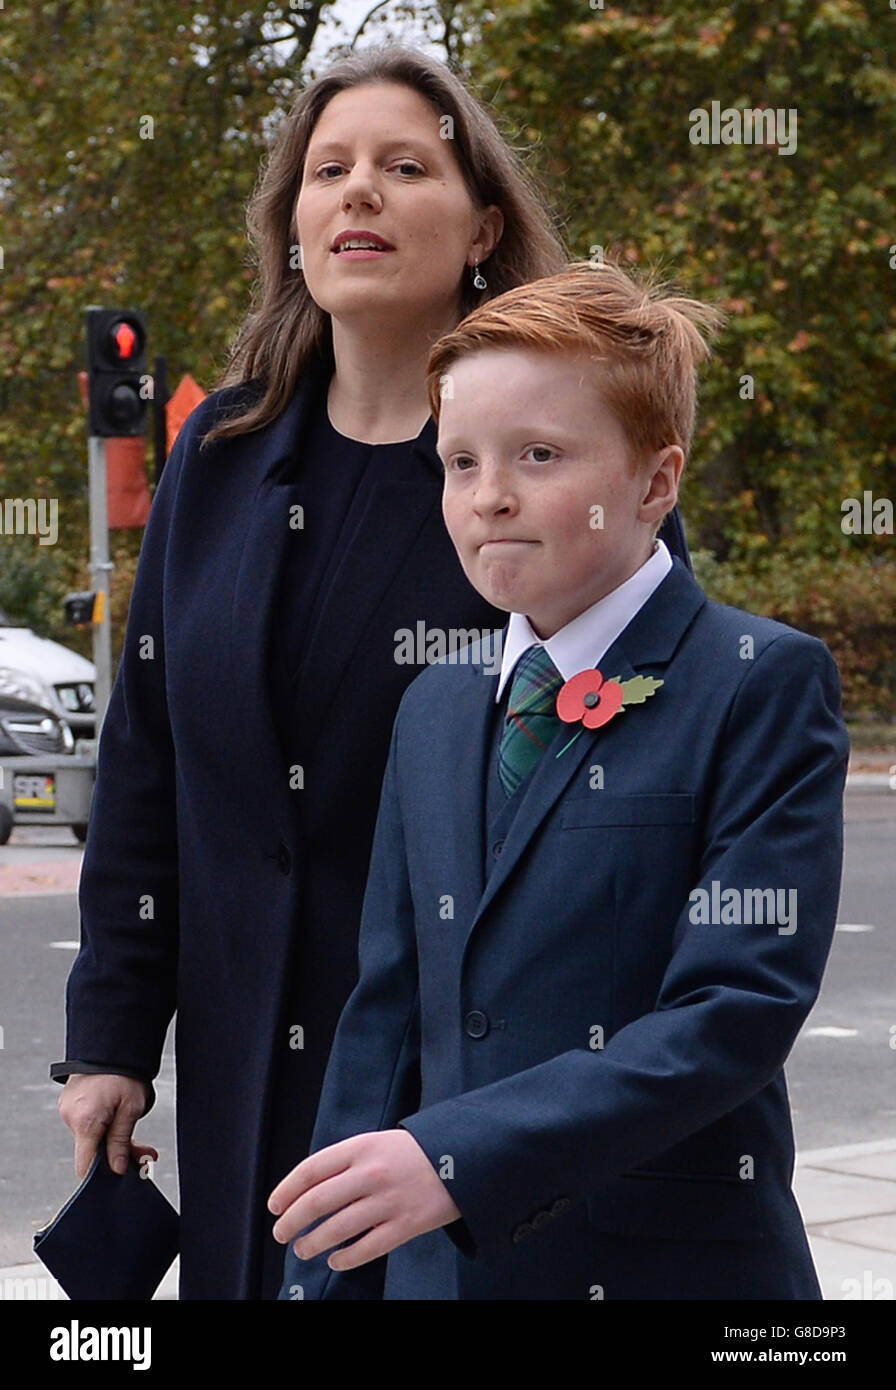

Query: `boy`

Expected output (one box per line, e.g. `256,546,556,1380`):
270,261,848,1300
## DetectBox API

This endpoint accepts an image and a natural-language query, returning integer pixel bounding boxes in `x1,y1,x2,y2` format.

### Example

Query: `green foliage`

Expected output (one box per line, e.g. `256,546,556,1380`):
455,0,896,707
457,0,895,564
0,534,88,652
0,0,335,635
692,547,896,717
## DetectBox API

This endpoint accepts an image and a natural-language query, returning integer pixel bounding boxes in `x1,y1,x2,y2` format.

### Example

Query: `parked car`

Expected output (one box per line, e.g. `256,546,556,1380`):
0,689,78,845
0,608,95,741
0,688,75,758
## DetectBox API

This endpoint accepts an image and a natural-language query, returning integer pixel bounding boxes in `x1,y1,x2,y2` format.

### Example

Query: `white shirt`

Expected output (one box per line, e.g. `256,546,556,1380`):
495,539,673,703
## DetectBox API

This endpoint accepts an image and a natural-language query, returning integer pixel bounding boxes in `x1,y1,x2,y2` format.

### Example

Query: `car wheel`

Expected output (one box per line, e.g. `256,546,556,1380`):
0,805,12,845
72,823,88,844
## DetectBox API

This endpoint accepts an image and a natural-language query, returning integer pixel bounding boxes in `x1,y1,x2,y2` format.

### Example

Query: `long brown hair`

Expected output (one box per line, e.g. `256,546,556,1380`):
201,44,569,448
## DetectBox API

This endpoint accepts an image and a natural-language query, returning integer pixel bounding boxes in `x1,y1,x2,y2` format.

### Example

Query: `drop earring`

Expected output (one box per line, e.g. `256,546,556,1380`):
471,262,487,290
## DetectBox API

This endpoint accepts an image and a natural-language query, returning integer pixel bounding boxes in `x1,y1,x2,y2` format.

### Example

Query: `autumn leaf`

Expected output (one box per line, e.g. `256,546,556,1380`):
618,676,664,705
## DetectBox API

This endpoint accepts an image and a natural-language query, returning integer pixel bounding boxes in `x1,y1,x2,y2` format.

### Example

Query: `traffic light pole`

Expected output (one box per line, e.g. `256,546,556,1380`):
83,304,147,747
87,434,113,739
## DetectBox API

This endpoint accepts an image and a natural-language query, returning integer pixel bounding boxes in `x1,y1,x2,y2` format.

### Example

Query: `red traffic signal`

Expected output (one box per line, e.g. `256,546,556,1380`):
110,319,138,360
85,307,149,437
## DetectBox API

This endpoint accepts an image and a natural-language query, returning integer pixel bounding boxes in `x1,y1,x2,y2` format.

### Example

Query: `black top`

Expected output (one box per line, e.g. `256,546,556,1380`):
267,388,430,745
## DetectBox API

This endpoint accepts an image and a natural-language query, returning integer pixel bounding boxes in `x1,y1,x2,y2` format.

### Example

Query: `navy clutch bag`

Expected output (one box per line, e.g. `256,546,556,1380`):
33,1150,179,1300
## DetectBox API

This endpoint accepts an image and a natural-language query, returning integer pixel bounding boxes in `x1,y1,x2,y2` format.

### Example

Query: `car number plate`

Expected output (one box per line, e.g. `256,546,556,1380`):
13,772,56,810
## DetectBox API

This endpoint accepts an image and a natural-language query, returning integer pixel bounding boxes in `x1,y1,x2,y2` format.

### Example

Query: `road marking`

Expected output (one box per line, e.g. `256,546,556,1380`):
805,1025,859,1038
836,922,876,933
48,941,79,949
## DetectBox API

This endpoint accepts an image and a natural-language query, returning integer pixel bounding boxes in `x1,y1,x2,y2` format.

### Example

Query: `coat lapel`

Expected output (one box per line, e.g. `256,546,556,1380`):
461,561,707,949
227,359,330,782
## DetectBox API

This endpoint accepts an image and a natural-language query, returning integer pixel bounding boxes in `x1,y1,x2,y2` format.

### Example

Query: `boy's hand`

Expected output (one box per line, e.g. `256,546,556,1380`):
268,1130,461,1270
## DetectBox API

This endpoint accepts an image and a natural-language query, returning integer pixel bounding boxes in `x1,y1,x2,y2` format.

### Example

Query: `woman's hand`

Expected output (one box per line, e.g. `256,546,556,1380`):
58,1073,158,1177
268,1130,461,1270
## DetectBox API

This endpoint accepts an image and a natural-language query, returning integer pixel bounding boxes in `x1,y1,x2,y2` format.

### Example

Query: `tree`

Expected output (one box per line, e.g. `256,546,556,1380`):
454,0,896,711
0,0,333,642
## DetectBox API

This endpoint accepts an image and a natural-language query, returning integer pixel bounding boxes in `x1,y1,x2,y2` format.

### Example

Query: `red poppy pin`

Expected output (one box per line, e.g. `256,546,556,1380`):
555,669,663,757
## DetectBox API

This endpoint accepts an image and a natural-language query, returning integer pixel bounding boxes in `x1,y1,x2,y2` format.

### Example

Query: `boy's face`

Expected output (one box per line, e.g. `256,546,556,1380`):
438,347,683,639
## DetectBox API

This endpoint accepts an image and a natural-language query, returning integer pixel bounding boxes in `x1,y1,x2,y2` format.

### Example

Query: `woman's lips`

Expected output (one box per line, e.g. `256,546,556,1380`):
332,248,395,259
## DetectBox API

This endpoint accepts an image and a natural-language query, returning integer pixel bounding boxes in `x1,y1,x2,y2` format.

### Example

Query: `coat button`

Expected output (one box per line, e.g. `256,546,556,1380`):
531,1210,552,1230
511,1222,532,1244
491,840,504,859
550,1196,571,1216
277,843,292,875
464,1010,489,1039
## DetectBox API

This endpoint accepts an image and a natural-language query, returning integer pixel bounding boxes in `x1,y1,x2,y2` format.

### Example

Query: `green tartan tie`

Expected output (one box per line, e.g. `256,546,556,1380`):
498,644,565,796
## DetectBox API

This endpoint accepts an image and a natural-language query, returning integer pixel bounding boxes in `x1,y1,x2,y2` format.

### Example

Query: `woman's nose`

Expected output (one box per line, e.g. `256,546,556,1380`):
340,163,382,211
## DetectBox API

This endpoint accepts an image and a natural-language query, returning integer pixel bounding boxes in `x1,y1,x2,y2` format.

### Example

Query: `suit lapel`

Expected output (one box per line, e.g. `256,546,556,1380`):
443,656,500,919
461,561,707,949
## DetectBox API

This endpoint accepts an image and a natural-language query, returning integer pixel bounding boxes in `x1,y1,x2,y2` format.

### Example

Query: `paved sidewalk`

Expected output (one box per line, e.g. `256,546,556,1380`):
0,858,81,896
2,1138,894,1301
795,1139,896,1298
845,749,895,794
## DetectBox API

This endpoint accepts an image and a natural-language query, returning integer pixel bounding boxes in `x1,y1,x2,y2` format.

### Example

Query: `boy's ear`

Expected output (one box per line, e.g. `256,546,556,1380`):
639,445,684,525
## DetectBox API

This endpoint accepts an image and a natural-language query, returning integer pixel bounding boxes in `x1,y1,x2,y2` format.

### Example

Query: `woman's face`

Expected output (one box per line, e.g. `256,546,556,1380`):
295,82,502,332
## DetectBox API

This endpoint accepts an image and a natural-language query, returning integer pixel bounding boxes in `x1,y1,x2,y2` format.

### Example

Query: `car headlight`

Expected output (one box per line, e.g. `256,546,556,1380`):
0,666,55,711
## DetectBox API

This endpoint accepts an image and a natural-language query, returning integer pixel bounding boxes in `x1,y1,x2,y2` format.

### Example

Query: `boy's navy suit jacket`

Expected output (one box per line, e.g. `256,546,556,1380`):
280,558,849,1301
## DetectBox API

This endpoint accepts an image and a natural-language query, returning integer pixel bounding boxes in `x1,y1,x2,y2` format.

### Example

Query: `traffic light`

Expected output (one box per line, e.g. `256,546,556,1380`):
85,307,149,437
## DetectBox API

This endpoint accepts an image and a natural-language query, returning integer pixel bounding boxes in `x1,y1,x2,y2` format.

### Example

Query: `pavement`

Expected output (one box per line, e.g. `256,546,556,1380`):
843,747,894,794
2,761,894,1302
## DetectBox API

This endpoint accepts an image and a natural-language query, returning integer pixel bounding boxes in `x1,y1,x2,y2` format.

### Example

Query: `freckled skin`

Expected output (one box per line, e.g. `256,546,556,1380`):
438,348,684,639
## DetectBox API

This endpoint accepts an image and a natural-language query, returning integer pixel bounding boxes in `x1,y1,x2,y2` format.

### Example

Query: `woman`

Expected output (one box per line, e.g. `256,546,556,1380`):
53,44,692,1300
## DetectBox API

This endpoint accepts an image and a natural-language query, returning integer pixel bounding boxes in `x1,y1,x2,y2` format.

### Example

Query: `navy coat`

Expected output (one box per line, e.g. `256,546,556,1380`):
53,352,692,1299
280,560,848,1301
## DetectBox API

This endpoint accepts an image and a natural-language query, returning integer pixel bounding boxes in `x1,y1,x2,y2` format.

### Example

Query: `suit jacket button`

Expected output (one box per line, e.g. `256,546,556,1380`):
550,1197,571,1216
531,1210,552,1230
277,843,292,875
491,840,504,859
511,1222,532,1244
464,1010,489,1039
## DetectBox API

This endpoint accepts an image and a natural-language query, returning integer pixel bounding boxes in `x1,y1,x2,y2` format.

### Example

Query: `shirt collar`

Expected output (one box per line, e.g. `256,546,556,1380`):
495,539,673,702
